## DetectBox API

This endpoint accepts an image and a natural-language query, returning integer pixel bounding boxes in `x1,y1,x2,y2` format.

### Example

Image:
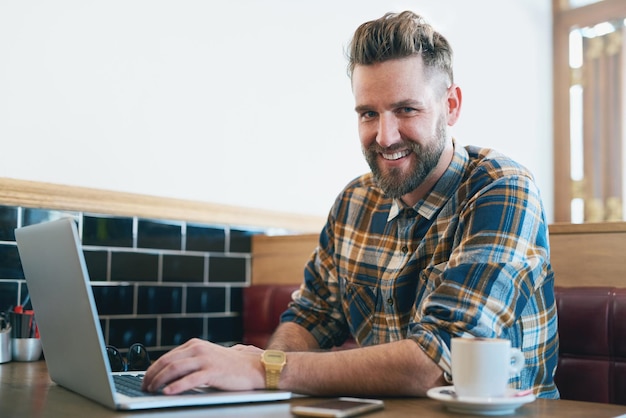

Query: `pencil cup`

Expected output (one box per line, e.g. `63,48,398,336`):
0,327,10,363
11,338,42,362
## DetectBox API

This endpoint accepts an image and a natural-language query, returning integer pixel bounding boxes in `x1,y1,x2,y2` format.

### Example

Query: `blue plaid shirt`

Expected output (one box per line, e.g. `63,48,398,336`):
281,142,559,398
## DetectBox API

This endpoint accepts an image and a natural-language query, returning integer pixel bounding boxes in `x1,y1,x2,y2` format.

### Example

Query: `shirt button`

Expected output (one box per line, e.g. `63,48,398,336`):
401,246,408,254
387,298,393,306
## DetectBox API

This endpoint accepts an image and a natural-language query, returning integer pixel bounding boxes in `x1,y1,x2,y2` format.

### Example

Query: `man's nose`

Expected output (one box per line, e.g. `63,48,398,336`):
376,115,402,148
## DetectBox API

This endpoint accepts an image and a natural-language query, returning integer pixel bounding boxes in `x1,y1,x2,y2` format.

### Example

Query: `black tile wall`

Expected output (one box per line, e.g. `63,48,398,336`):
231,229,257,253
187,287,226,313
83,250,108,281
108,318,158,348
162,254,204,282
0,281,19,311
0,245,23,279
186,224,226,252
162,317,204,346
22,208,75,226
83,216,133,247
0,204,268,359
206,317,243,343
137,220,182,250
137,286,183,314
111,252,159,281
0,206,18,241
209,256,247,283
92,285,134,315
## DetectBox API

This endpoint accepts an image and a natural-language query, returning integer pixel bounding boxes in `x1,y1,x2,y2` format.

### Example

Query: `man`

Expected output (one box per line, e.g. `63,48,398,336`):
142,11,559,398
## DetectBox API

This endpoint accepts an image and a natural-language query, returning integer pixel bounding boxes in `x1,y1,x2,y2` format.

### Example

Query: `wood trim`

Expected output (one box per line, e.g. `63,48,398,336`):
0,177,325,232
552,0,573,222
554,0,626,29
550,221,626,234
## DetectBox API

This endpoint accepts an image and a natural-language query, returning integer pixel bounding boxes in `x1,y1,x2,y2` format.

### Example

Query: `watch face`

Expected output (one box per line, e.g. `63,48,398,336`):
263,350,286,364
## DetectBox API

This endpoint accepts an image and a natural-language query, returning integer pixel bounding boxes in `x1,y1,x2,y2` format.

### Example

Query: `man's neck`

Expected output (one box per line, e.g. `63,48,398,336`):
400,143,454,207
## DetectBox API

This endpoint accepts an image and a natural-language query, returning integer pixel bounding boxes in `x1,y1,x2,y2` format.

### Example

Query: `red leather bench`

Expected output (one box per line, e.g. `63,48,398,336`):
554,286,626,404
243,284,626,404
242,284,301,349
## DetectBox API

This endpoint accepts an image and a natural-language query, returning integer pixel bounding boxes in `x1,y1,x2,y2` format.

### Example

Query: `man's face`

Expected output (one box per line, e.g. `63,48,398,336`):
352,56,455,199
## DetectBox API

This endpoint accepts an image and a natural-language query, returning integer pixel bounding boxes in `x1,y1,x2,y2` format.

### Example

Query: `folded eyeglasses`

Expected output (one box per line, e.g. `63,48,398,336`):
106,343,151,372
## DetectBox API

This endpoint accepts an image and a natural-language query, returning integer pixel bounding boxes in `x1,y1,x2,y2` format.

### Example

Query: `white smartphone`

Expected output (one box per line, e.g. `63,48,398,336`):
290,397,384,418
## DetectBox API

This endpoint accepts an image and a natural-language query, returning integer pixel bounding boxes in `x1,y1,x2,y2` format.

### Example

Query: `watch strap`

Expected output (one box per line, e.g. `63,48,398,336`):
265,369,281,390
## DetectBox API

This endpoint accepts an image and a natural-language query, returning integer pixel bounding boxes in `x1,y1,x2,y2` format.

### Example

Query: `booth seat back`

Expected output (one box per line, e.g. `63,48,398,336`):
242,284,300,348
555,286,626,404
243,284,626,405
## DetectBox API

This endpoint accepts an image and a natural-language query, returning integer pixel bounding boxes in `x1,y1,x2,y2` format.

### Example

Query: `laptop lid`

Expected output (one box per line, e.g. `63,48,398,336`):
15,217,292,410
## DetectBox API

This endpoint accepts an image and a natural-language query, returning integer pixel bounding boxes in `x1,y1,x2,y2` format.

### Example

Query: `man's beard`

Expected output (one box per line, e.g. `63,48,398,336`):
363,119,447,199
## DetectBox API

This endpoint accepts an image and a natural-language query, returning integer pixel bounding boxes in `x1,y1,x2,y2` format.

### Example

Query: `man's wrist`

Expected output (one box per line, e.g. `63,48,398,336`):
260,350,287,390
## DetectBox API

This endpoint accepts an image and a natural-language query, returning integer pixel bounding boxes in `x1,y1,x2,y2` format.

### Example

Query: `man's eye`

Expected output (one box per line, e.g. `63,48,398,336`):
360,111,377,119
399,107,416,114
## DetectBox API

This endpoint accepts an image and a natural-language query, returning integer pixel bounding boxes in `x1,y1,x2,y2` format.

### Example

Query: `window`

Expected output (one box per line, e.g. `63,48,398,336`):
553,0,626,222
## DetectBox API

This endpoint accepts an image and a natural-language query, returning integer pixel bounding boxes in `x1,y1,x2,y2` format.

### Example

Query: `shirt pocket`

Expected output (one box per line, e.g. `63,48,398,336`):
339,275,379,341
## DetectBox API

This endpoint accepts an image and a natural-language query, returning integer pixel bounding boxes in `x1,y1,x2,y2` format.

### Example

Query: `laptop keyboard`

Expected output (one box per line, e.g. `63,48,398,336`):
113,374,204,397
114,374,154,397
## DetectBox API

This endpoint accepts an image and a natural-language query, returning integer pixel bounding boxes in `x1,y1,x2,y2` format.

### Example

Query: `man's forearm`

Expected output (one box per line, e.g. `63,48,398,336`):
279,339,445,397
266,322,320,351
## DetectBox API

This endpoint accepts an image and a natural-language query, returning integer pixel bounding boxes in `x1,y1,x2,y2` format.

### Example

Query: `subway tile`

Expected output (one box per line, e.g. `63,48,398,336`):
83,250,108,281
137,285,183,314
22,208,77,226
0,281,19,312
0,206,18,241
229,229,257,253
83,215,133,247
208,255,247,283
137,220,181,250
186,225,226,252
162,254,204,282
206,316,243,343
0,244,23,279
108,318,157,348
110,252,158,281
161,317,204,346
230,287,243,314
186,287,226,313
92,285,134,315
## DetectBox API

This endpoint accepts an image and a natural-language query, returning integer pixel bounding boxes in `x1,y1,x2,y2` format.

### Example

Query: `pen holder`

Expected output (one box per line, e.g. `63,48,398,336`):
11,338,42,362
0,326,11,363
7,310,42,361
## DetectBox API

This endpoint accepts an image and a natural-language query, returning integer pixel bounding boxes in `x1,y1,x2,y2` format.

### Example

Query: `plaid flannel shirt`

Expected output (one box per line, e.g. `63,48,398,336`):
281,142,559,398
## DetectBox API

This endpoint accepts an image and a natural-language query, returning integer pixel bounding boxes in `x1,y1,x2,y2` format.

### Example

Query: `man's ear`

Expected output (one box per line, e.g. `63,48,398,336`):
446,84,462,126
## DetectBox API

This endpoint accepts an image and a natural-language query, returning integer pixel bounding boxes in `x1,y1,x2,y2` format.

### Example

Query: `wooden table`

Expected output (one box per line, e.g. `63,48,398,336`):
2,361,626,418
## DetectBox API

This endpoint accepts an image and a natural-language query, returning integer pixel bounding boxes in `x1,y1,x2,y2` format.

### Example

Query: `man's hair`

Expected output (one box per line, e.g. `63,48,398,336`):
347,11,453,85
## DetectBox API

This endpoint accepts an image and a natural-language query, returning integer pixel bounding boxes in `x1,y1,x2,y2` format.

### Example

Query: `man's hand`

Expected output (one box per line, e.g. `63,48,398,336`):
141,338,265,394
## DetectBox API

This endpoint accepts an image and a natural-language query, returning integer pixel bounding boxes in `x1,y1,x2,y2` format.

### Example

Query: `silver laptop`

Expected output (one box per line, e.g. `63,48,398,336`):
14,217,292,410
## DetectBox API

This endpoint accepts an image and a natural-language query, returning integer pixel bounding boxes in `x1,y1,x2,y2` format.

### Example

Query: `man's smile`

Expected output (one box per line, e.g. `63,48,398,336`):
381,149,411,161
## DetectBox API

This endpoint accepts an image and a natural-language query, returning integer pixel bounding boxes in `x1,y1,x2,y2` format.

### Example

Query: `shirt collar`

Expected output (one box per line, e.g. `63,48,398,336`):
387,140,468,222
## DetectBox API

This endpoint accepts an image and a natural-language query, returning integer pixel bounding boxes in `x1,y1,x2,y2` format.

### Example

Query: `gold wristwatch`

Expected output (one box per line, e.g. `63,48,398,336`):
260,350,286,390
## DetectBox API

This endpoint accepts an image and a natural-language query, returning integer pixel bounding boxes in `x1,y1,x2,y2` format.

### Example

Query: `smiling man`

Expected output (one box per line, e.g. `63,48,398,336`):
142,11,559,399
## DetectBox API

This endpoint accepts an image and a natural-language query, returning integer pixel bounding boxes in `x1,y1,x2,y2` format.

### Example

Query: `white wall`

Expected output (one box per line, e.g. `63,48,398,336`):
0,0,553,222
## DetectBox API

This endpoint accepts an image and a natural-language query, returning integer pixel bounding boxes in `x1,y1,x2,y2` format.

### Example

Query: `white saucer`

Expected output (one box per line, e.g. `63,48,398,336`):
426,386,536,416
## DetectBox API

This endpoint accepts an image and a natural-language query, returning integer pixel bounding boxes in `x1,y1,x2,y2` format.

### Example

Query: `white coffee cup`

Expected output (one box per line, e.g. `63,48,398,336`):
451,337,525,398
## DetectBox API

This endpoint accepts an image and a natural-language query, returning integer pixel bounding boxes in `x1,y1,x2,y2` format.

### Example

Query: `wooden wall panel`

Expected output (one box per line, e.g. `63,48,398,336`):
252,234,318,285
252,223,626,287
549,222,626,287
